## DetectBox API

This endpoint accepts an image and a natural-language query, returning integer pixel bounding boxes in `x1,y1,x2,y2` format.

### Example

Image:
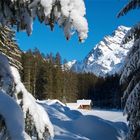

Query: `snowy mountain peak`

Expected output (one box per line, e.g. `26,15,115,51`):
116,25,130,32
68,25,133,77
63,60,77,70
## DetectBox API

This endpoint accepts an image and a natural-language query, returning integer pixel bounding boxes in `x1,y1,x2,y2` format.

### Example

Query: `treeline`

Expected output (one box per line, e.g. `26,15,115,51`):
21,48,78,102
21,48,123,109
77,73,122,109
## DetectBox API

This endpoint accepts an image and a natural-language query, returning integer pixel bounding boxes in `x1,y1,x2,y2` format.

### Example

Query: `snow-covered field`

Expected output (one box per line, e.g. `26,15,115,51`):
38,100,128,140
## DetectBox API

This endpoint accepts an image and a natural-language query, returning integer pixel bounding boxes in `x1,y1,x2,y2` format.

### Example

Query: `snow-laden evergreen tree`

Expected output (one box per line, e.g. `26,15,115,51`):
0,25,22,70
0,1,88,139
118,1,140,140
0,26,54,139
0,0,88,42
0,54,30,140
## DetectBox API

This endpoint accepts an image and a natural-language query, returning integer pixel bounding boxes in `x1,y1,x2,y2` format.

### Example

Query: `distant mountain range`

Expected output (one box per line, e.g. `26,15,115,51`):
64,26,133,77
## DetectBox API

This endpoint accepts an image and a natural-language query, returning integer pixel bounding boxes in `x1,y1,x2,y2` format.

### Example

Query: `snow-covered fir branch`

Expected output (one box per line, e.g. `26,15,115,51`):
0,0,88,42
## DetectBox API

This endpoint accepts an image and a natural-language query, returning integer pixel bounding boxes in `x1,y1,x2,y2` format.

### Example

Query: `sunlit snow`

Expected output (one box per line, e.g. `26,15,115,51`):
38,100,128,140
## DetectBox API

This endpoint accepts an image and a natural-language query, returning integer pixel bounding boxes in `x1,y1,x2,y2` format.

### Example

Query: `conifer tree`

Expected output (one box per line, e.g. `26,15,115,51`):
22,50,33,93
118,1,140,139
35,62,48,99
0,25,22,70
0,0,88,139
0,0,88,42
45,55,54,99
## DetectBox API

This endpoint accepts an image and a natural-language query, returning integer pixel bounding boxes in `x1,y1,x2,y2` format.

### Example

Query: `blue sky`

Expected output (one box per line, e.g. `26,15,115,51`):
16,0,139,61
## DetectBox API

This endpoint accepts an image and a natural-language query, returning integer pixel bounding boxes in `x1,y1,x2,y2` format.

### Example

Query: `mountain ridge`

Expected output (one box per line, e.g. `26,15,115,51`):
64,25,133,77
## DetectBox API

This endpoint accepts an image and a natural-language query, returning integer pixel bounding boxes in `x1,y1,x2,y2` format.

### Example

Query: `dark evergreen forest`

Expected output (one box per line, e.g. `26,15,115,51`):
21,48,123,109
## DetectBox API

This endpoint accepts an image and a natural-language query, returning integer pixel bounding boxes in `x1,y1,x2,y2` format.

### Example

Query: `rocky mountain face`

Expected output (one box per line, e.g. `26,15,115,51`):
66,26,133,77
0,26,22,70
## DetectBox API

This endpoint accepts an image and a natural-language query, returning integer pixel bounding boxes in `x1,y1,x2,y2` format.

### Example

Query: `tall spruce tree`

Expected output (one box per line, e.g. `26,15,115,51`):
118,1,140,140
35,61,48,99
22,50,34,93
45,54,54,99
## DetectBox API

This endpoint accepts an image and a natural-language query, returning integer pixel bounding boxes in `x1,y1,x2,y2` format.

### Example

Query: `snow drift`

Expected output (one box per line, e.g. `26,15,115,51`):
0,53,54,140
0,91,29,140
10,66,54,139
39,99,128,140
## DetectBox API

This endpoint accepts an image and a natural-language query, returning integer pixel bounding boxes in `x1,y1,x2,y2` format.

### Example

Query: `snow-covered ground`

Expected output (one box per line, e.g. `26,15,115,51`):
38,100,128,140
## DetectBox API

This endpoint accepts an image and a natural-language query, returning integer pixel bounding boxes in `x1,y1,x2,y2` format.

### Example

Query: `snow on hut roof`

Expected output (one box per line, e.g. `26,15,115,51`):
77,99,92,105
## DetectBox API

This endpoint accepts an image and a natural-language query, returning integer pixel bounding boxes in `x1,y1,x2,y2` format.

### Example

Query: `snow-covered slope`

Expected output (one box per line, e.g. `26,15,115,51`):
62,60,77,70
11,66,54,139
39,99,128,140
0,53,54,139
68,26,133,77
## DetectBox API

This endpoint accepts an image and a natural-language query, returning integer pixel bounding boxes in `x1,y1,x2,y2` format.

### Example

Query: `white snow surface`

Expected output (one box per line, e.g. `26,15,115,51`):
77,99,91,105
66,100,92,109
62,60,77,71
10,66,54,139
66,103,80,109
0,53,54,139
38,99,128,140
0,54,30,140
67,26,133,77
0,54,13,93
0,91,30,140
